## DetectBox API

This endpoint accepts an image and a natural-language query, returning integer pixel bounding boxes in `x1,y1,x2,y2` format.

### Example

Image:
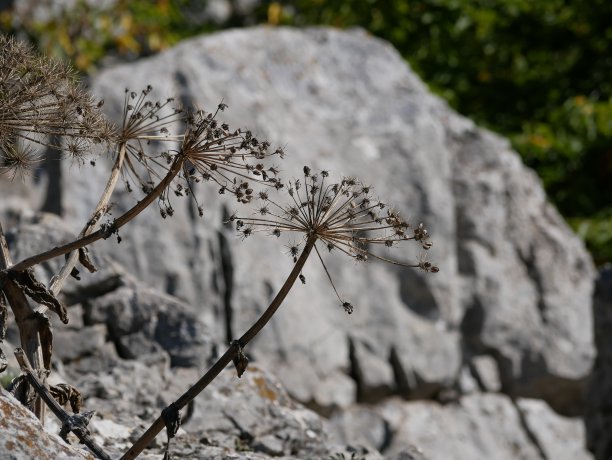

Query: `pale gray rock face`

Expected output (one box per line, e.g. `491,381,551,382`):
329,405,390,453
69,27,593,413
470,355,501,393
183,366,331,458
374,394,589,460
0,26,597,459
452,127,595,414
2,211,216,370
517,398,592,460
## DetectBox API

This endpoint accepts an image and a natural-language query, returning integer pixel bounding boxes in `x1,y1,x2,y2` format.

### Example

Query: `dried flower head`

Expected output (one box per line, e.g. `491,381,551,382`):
116,86,184,188
231,167,438,313
108,96,285,218
182,106,284,195
0,35,112,175
0,141,42,180
160,104,284,212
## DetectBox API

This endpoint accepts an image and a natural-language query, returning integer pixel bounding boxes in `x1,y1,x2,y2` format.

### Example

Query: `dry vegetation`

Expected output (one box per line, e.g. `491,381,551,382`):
0,35,437,459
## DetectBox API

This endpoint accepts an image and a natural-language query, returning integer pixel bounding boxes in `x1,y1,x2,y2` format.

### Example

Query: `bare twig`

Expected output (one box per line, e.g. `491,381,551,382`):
14,348,112,460
49,142,127,296
7,155,184,273
121,235,317,460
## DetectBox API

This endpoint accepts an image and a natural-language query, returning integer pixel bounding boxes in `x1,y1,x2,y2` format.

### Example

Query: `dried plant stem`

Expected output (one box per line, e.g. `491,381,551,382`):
14,348,112,460
121,235,317,460
49,143,127,296
7,155,185,273
0,222,45,419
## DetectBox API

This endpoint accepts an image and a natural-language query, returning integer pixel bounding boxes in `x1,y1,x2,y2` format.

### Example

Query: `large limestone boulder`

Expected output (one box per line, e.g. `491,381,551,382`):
0,26,597,457
65,27,592,412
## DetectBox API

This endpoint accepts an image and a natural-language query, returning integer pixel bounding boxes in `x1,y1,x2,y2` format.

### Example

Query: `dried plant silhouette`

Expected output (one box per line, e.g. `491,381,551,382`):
0,35,438,459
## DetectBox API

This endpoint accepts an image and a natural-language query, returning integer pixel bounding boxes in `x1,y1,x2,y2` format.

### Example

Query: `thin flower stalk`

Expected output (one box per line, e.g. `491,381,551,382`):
122,168,437,458
48,141,128,296
6,155,184,273
121,235,317,460
231,166,438,312
5,105,284,273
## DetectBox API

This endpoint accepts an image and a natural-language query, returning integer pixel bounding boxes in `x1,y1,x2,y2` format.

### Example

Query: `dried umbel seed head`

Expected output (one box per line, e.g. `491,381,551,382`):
231,166,438,313
0,35,112,176
118,101,284,219
176,105,284,204
116,86,184,189
0,142,42,180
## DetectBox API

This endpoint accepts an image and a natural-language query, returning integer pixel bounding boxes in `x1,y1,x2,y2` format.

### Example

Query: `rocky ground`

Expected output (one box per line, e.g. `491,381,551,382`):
1,27,608,459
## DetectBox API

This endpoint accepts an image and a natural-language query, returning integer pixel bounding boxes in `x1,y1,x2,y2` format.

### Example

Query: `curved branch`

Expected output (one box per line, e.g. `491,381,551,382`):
120,234,317,460
49,142,127,296
8,156,184,273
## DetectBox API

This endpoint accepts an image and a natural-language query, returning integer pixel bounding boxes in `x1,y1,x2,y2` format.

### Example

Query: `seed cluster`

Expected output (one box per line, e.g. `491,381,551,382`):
153,104,285,217
0,36,111,178
180,105,284,200
231,166,438,313
113,89,285,219
116,86,184,190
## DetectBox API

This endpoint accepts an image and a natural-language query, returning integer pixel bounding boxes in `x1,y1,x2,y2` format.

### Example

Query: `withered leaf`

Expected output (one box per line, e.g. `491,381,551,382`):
231,341,249,378
0,289,7,341
50,383,83,414
162,403,181,438
161,403,181,460
70,267,81,280
7,374,30,406
7,269,68,324
78,247,97,273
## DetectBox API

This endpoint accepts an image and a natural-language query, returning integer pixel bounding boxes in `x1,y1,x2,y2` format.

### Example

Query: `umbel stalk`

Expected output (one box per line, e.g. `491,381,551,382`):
49,142,127,296
7,155,184,273
121,235,317,460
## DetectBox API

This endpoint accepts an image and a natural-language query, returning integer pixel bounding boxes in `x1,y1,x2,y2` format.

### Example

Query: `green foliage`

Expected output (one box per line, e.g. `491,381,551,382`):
0,0,212,72
570,213,612,266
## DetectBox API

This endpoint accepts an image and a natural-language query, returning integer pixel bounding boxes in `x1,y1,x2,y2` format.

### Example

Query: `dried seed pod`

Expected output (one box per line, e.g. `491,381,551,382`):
231,167,438,313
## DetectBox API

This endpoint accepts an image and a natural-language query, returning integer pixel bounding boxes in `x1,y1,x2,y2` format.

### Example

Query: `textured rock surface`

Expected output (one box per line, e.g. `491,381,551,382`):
453,129,594,414
378,394,542,459
67,26,593,412
3,224,385,458
586,265,612,460
2,211,216,370
0,26,598,459
0,387,94,460
517,398,592,460
83,283,214,368
372,394,589,460
182,366,339,458
47,361,386,460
